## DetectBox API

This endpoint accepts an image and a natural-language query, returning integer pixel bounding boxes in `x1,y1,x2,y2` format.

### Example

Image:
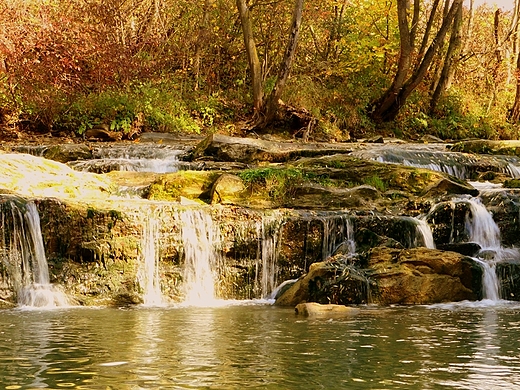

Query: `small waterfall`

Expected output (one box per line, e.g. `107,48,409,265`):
414,218,436,249
68,144,183,173
1,199,69,308
321,214,356,260
255,215,283,298
463,197,512,301
180,209,221,305
137,216,164,306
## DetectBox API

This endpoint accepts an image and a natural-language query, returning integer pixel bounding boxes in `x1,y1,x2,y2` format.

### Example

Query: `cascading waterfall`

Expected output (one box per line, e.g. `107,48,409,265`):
180,208,221,305
255,215,283,298
414,218,436,249
463,198,504,301
137,215,164,306
321,214,356,260
1,199,69,308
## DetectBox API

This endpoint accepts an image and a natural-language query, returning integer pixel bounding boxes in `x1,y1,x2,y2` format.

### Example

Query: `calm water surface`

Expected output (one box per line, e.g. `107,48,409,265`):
2,302,520,389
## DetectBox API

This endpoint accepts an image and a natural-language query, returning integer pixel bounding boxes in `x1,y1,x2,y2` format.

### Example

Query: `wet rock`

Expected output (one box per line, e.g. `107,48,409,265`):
436,243,481,257
450,140,520,157
420,135,444,143
275,260,369,306
210,174,247,204
286,184,380,209
497,262,520,301
84,125,122,142
41,144,92,163
190,134,352,163
367,247,482,304
295,302,359,317
421,177,479,197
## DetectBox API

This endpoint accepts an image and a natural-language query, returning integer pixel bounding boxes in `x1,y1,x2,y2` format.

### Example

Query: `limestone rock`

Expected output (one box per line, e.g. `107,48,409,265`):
190,134,352,163
421,177,479,197
368,247,482,304
450,140,520,157
42,144,92,163
287,184,380,209
275,260,369,306
210,174,246,204
295,302,359,317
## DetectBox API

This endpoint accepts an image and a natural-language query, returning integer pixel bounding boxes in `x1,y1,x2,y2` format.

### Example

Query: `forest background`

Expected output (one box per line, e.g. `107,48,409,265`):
0,0,519,142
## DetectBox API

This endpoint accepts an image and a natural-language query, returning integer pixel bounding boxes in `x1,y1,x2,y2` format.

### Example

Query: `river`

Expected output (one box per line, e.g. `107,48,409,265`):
2,302,520,389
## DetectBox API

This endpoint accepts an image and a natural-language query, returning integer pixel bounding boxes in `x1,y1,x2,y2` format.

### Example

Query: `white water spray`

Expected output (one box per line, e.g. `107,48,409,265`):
1,200,69,308
414,218,436,249
137,216,164,306
255,215,283,298
180,209,221,306
463,198,513,301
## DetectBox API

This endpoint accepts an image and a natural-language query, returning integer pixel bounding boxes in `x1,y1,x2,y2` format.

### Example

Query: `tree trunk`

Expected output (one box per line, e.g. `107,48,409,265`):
236,0,263,114
193,0,213,91
510,3,520,123
262,0,305,125
430,0,463,114
369,0,413,122
370,0,462,123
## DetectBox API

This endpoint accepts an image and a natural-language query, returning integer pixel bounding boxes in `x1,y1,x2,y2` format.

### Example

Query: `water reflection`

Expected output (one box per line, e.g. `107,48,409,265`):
2,304,520,388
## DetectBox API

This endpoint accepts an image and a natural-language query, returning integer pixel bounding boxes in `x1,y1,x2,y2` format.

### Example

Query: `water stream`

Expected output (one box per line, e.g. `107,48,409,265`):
0,199,69,308
180,208,221,306
459,197,517,301
68,144,185,173
137,215,164,306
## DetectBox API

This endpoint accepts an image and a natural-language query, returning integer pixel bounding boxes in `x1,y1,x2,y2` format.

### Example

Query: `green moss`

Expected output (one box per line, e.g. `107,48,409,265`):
148,171,219,201
363,175,387,192
504,179,520,189
238,167,330,200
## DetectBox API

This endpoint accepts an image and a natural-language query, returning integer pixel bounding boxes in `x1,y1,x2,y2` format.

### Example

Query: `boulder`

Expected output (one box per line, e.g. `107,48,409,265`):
42,144,92,163
210,174,247,204
367,247,482,304
275,260,369,306
295,302,359,317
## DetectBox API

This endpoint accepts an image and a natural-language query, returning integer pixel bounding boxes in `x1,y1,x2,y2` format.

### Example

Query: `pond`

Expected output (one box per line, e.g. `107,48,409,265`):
2,301,520,389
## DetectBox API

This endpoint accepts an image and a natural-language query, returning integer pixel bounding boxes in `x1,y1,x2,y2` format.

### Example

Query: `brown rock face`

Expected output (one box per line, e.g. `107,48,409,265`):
368,247,482,305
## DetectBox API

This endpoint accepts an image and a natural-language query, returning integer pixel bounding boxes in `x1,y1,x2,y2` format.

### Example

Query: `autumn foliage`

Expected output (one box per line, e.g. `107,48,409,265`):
0,0,518,141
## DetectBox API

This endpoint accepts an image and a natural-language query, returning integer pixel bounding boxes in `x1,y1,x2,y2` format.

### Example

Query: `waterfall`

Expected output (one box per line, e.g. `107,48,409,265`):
180,209,221,305
1,199,69,308
255,215,283,298
414,218,436,249
463,197,513,301
137,216,164,306
321,214,356,260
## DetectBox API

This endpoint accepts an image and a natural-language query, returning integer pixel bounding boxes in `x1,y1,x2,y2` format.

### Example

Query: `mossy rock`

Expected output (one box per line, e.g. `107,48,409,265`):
147,171,220,202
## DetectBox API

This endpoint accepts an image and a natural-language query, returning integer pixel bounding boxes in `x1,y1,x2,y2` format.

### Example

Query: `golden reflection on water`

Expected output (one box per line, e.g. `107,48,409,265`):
1,304,520,389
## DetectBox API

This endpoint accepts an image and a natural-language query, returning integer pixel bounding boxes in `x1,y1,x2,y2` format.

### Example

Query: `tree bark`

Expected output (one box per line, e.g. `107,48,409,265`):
236,0,263,114
262,0,305,125
430,0,463,114
370,0,462,123
510,3,520,123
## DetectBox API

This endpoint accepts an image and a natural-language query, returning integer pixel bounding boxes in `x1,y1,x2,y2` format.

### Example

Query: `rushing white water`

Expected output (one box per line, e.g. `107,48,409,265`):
462,197,516,301
137,216,164,306
180,209,221,306
255,215,284,298
1,200,69,308
69,144,183,173
414,218,436,249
